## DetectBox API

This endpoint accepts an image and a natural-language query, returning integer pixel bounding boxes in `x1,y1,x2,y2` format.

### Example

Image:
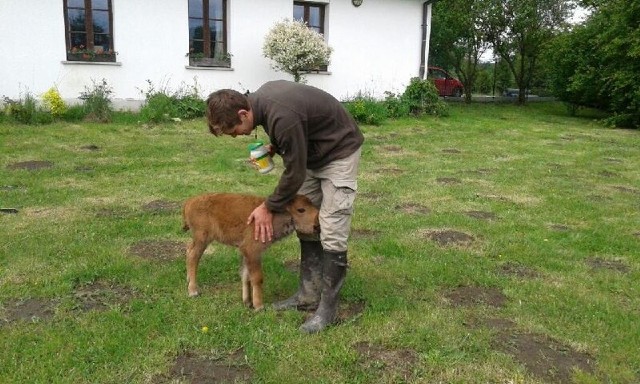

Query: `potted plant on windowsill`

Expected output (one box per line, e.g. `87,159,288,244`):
186,51,232,68
67,46,117,63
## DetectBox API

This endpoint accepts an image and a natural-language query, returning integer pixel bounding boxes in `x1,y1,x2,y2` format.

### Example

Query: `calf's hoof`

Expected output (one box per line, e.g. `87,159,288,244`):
188,291,200,298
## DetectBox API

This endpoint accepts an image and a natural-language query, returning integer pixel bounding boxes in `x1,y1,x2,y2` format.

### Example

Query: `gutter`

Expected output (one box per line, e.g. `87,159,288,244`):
420,1,438,79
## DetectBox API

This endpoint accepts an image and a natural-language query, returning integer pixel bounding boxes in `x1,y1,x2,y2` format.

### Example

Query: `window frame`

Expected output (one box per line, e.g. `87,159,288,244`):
293,1,328,72
63,0,116,63
188,0,230,68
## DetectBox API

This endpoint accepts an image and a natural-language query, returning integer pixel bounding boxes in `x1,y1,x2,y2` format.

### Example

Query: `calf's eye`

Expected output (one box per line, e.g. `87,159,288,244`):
297,208,306,213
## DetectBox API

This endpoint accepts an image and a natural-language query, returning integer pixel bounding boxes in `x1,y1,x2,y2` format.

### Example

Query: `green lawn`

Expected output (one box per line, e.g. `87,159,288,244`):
1,102,638,383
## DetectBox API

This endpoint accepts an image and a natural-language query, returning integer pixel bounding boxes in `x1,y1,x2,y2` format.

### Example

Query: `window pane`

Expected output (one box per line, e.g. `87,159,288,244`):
191,40,204,53
70,33,87,48
309,7,320,28
68,9,86,32
210,20,223,42
189,19,204,39
67,0,85,8
212,42,225,58
209,0,223,20
94,34,110,50
92,0,109,10
93,10,110,33
188,0,203,18
293,5,304,21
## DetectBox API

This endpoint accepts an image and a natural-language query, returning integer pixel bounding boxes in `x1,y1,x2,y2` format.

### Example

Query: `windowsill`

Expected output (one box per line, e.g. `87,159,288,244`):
302,70,332,76
61,61,122,66
185,66,234,71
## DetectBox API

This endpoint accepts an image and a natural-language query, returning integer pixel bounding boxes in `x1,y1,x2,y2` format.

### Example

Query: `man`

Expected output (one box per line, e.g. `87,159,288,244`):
206,80,364,333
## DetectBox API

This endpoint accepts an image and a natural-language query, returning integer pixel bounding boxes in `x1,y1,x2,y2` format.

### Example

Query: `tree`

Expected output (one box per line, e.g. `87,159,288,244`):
431,0,492,102
486,0,575,104
262,19,333,83
545,0,640,127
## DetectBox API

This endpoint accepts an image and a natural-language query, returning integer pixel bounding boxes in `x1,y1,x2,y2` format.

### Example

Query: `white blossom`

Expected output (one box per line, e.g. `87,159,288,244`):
262,19,333,82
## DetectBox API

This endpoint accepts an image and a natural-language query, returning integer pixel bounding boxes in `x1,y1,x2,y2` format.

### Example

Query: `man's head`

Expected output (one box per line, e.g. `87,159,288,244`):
206,89,254,137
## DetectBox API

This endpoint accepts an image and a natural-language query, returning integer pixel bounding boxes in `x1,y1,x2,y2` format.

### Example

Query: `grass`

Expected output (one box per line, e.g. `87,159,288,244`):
1,102,639,383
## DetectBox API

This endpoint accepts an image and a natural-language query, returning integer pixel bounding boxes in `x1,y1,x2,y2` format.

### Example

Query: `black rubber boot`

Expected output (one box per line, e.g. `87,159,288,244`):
300,250,347,334
272,240,323,311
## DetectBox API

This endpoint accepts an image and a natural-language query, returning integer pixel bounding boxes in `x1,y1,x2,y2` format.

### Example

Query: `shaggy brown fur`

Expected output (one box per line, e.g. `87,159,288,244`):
182,193,319,310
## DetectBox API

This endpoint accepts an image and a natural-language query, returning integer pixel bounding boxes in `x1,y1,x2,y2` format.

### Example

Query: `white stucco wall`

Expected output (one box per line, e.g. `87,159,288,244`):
0,0,427,108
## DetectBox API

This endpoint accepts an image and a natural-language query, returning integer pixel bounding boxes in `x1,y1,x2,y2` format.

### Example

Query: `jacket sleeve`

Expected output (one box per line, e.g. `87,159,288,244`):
265,123,308,212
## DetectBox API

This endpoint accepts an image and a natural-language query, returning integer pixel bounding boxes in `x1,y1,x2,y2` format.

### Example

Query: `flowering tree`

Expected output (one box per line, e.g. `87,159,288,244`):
262,19,333,83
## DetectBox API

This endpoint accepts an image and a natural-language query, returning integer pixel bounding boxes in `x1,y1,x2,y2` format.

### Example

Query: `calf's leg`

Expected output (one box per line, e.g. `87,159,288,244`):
186,233,208,297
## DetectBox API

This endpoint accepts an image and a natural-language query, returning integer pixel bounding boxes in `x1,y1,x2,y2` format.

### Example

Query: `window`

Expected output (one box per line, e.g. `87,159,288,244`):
188,0,229,67
293,2,327,71
293,2,325,35
63,0,116,62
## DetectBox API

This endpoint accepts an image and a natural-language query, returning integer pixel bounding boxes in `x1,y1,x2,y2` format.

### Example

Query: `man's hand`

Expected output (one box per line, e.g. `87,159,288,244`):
247,202,273,243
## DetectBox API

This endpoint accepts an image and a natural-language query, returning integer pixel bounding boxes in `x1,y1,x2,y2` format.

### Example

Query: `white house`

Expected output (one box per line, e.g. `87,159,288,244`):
0,0,435,109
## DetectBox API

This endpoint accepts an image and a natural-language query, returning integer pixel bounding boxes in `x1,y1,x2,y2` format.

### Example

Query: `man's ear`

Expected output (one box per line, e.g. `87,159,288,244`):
238,109,249,120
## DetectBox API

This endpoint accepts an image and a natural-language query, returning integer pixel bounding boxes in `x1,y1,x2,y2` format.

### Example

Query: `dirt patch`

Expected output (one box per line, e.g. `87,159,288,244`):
129,240,185,261
72,279,138,312
442,148,461,154
382,145,403,153
498,262,539,279
436,177,461,185
336,300,366,324
373,168,404,175
549,224,571,232
354,341,419,382
443,286,507,308
0,208,19,214
598,170,618,178
493,331,595,383
359,192,385,202
142,199,181,214
422,229,475,247
351,229,381,239
465,210,497,221
613,185,640,195
7,160,53,171
1,298,56,325
396,203,431,215
586,257,629,274
158,349,253,384
95,206,133,219
80,144,100,151
282,259,299,274
74,166,94,173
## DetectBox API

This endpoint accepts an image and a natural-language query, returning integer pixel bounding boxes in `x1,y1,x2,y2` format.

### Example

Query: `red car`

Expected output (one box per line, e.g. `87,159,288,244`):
428,66,464,97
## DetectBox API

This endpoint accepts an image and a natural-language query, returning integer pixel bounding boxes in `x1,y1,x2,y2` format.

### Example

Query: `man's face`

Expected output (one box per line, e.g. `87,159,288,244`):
226,109,253,137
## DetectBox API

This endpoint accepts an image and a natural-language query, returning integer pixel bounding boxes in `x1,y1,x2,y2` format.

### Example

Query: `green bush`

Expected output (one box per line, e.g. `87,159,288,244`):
79,79,113,123
401,77,449,117
139,79,205,123
382,91,410,118
344,93,388,126
2,93,53,125
61,104,87,122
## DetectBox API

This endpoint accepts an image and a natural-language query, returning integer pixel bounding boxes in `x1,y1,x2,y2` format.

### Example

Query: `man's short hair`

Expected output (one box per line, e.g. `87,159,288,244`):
206,89,250,136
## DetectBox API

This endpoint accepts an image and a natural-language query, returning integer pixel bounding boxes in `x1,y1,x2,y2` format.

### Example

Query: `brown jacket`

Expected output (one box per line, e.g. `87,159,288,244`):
249,80,364,212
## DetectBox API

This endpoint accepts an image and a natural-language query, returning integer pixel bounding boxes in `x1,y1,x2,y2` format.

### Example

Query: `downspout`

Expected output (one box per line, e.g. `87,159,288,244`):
420,1,437,79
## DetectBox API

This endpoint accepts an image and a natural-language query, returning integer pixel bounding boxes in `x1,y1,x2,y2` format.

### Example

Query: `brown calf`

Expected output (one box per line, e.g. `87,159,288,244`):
182,193,319,310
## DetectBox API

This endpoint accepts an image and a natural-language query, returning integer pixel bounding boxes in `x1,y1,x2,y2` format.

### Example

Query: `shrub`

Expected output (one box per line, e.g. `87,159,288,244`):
263,19,332,83
41,87,68,117
139,79,205,123
344,93,388,126
401,77,449,117
383,91,410,118
79,79,113,123
2,92,53,125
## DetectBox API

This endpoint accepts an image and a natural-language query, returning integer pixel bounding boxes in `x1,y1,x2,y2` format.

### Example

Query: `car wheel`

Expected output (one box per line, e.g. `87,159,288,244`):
453,88,463,97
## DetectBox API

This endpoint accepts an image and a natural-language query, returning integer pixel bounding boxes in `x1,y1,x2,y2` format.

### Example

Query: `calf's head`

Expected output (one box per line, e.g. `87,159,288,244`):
285,195,320,235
